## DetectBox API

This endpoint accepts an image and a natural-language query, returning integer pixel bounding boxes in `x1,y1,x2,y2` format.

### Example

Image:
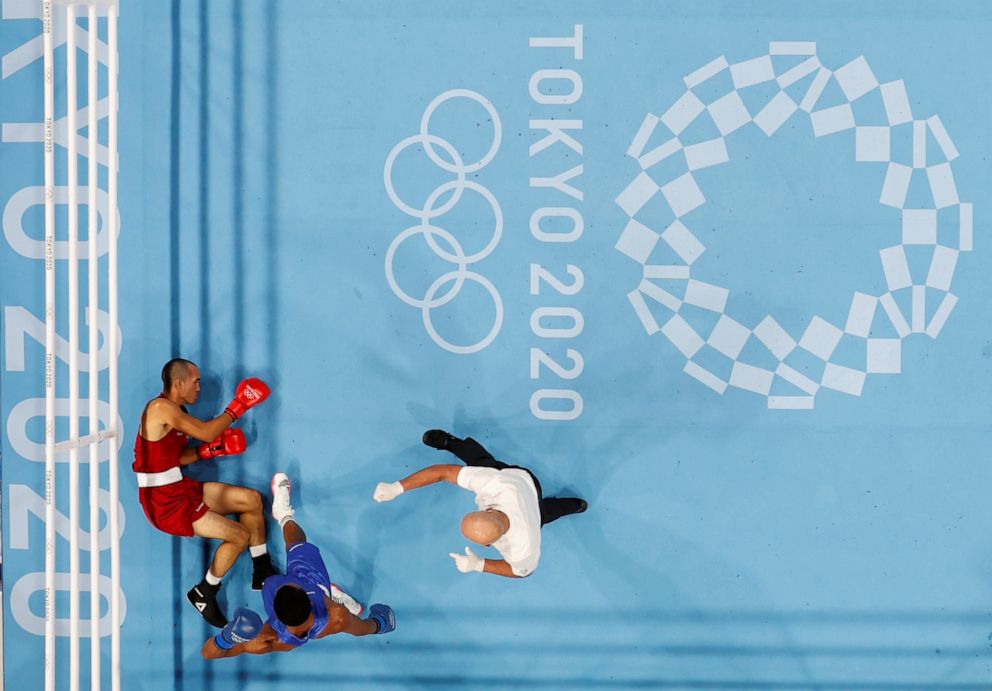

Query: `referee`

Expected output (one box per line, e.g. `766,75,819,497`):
374,430,587,578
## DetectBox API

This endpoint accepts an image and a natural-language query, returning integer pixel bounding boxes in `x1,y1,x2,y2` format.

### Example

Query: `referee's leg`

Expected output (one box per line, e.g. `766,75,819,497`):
539,497,588,526
424,430,507,469
451,436,507,468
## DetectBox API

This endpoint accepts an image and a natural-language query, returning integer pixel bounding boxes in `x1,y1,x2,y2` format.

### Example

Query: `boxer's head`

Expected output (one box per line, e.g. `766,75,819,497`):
161,358,200,405
273,584,313,629
461,510,508,547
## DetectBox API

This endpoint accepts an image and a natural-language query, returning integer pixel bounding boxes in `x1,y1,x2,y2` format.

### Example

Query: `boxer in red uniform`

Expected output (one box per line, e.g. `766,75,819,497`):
134,358,276,628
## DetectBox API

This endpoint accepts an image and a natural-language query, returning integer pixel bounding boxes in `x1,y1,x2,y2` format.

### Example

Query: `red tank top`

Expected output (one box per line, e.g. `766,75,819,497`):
132,395,189,473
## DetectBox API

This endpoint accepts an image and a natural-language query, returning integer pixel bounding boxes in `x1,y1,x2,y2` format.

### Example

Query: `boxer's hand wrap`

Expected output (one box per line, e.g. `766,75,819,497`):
449,546,485,573
197,428,247,460
373,481,404,502
224,377,270,421
368,604,396,634
214,607,262,650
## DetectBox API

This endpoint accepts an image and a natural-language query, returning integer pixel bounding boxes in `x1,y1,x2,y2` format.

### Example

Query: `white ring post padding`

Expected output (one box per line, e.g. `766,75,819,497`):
42,2,56,690
65,2,81,689
107,4,121,690
86,4,102,689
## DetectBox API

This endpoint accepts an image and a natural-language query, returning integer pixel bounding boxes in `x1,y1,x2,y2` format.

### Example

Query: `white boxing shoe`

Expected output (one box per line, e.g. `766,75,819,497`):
270,472,295,527
330,583,363,616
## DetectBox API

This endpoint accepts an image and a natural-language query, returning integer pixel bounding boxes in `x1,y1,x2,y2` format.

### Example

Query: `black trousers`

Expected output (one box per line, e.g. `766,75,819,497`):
445,436,583,526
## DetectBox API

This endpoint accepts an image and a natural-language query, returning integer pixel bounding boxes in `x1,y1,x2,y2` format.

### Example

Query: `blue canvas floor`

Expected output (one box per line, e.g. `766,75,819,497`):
2,1,992,688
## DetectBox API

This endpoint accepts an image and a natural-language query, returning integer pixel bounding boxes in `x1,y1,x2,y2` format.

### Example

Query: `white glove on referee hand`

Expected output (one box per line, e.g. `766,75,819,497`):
449,546,484,573
373,481,404,502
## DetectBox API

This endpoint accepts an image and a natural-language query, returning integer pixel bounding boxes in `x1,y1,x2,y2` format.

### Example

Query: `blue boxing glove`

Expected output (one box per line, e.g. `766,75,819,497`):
213,607,262,650
368,604,395,635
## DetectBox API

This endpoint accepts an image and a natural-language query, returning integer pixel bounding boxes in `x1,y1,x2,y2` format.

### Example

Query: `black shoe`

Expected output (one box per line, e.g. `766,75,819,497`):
422,429,455,450
187,582,228,628
251,555,278,591
557,498,588,516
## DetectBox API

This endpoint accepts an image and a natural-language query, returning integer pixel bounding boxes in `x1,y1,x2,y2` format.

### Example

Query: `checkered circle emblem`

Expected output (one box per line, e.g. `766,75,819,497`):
615,42,973,409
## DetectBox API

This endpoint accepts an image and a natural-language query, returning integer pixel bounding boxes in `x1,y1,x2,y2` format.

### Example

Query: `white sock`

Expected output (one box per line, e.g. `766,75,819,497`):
249,544,268,558
278,514,294,528
204,569,222,586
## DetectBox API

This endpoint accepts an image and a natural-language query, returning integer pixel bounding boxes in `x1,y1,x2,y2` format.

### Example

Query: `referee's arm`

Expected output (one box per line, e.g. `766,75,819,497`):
483,558,528,578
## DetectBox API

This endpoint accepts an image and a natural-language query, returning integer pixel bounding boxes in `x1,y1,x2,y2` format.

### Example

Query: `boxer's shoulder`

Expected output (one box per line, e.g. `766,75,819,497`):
316,599,350,638
139,398,178,440
144,396,179,422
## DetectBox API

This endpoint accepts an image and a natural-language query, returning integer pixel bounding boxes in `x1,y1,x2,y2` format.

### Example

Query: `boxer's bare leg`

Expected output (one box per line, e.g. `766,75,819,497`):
203,482,265,547
202,481,276,589
282,519,306,547
192,510,250,577
187,510,247,628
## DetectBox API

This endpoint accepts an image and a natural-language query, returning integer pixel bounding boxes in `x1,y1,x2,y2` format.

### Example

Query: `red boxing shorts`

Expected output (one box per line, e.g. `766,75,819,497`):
138,477,208,537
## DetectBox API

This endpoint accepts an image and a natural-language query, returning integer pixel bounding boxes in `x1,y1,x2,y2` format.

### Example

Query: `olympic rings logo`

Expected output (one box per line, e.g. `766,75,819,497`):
615,43,973,409
383,89,504,355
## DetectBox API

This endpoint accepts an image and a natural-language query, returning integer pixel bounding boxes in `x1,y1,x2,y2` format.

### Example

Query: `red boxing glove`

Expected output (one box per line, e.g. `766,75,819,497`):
197,428,247,460
224,378,270,421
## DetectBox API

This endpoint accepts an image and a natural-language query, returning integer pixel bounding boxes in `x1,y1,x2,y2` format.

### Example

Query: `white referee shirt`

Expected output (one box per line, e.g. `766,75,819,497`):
457,466,542,576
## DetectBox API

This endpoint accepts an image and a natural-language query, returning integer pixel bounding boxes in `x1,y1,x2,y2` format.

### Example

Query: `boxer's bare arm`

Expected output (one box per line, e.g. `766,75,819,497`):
201,624,293,659
147,398,232,443
178,447,200,466
201,636,250,659
317,603,378,638
398,464,462,492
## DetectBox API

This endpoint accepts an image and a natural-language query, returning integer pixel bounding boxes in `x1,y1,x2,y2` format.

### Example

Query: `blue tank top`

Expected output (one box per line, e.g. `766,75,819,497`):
262,574,329,646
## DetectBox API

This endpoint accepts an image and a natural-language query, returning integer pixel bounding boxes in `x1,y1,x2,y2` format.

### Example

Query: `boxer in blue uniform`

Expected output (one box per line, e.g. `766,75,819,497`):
201,473,395,658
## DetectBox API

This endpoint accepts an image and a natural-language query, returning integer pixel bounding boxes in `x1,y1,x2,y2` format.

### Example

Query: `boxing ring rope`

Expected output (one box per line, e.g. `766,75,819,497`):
42,3,56,690
43,2,121,689
107,5,123,689
66,3,82,688
87,4,102,689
